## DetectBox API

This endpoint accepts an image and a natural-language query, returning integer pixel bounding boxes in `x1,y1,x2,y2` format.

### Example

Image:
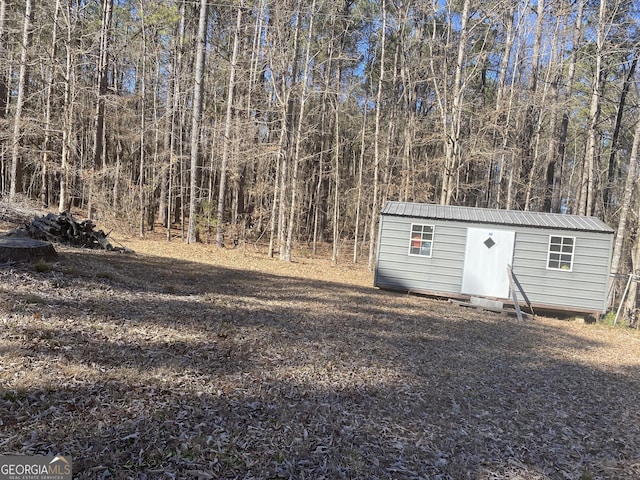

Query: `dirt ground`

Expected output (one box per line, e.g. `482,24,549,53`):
1,209,640,479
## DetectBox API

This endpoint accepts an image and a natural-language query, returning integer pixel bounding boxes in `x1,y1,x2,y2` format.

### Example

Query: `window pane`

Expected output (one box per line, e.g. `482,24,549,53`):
409,224,434,256
548,235,574,271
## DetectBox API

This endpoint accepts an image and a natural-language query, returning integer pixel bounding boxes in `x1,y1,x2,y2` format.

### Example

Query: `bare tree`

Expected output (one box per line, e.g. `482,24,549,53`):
58,0,78,213
283,0,317,262
187,0,208,244
331,67,340,265
608,115,640,308
264,0,302,259
435,0,470,206
40,0,61,207
0,0,9,118
216,3,243,247
551,0,585,214
353,103,368,264
490,4,517,208
87,0,114,217
604,52,638,211
9,0,34,201
160,0,186,238
578,0,607,215
367,0,386,270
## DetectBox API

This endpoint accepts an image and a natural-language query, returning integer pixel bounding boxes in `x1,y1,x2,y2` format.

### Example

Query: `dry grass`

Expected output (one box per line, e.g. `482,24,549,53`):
1,222,640,479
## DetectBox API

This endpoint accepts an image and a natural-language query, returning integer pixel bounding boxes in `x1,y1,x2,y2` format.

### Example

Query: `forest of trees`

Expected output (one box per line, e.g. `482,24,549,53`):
0,0,639,316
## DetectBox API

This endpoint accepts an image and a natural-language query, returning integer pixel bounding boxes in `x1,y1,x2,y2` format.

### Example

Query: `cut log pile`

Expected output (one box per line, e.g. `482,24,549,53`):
24,211,113,250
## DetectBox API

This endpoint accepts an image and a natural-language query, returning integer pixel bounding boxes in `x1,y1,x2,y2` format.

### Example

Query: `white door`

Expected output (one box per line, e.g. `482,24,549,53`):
461,228,515,299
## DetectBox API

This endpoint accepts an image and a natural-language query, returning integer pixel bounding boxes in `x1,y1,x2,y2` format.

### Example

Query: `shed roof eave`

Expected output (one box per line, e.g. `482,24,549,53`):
380,201,614,234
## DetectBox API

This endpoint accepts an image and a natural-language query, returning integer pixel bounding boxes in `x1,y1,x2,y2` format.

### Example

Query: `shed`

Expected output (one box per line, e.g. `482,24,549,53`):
374,201,615,315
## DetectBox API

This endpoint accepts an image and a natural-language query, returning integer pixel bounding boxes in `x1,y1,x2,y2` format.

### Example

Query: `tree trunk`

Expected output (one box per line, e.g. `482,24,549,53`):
276,1,301,261
312,87,328,256
41,0,61,208
542,75,560,213
216,3,242,247
331,79,340,265
160,0,185,229
543,7,576,213
607,116,640,309
368,0,386,270
166,0,186,239
138,7,148,237
88,0,114,218
604,53,637,211
624,236,640,323
268,121,285,258
520,0,545,211
381,42,399,205
0,0,8,118
284,0,316,262
553,0,585,214
9,0,34,202
186,0,208,244
493,5,518,208
312,6,337,255
159,81,172,228
353,103,367,264
440,0,470,206
0,238,57,263
58,0,76,213
578,0,607,216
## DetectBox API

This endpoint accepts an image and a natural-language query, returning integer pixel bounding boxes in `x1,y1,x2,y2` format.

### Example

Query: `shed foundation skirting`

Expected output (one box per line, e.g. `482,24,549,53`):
395,286,603,318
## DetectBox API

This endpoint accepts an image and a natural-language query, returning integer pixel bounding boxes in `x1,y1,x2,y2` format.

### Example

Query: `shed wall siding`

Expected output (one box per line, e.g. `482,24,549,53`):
510,228,611,312
375,215,613,313
375,215,466,295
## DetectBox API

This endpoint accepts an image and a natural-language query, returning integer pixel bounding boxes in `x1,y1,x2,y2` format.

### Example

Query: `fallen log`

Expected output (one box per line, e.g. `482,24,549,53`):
28,218,60,240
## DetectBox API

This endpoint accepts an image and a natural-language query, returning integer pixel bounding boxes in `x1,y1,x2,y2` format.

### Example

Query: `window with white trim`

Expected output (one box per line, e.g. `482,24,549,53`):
409,224,434,257
547,235,575,271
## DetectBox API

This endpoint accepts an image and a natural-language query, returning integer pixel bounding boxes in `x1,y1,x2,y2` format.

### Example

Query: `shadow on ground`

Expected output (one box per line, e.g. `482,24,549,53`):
1,249,639,479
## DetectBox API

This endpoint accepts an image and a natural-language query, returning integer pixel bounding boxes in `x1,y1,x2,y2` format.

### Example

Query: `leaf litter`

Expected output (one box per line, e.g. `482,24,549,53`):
0,232,640,479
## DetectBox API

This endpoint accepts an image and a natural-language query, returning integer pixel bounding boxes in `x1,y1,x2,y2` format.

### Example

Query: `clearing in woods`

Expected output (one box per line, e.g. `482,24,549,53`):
1,215,640,479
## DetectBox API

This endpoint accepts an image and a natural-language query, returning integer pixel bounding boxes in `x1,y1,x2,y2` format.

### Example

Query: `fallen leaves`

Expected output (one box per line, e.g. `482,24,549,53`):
0,237,639,479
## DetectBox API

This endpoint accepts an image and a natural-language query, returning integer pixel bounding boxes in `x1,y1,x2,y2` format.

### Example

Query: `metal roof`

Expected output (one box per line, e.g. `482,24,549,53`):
380,201,614,233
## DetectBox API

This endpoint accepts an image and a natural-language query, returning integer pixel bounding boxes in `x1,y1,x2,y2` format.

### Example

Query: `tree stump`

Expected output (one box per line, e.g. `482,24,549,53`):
0,237,58,263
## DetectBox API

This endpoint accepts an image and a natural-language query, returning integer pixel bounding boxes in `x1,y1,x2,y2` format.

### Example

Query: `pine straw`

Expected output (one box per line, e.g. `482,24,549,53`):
1,233,640,480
